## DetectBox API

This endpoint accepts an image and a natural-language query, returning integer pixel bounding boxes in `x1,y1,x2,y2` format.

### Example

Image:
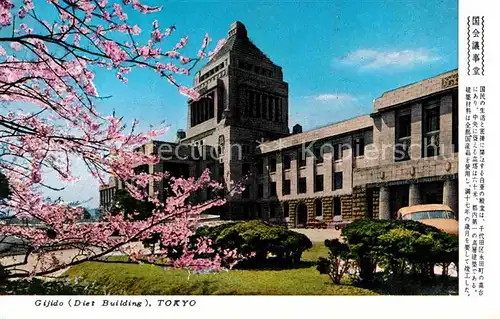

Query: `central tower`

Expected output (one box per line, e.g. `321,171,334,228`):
182,21,289,219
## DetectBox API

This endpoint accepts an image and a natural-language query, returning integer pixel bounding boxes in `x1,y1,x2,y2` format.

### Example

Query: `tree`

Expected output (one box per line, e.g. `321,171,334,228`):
0,171,9,200
317,239,354,284
110,189,155,221
0,1,243,280
82,208,91,220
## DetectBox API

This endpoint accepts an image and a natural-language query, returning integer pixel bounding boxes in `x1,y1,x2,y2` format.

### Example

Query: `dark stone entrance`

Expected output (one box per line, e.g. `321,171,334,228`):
296,203,308,227
420,182,444,204
389,185,409,219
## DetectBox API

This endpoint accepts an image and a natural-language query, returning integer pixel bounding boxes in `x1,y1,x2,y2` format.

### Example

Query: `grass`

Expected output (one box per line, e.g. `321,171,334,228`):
64,243,377,295
64,242,458,295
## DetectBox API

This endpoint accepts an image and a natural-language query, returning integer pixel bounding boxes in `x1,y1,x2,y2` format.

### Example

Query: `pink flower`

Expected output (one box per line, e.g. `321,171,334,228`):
0,0,14,28
208,39,227,60
102,41,129,65
10,42,21,51
178,86,200,101
151,29,163,42
174,36,188,50
113,3,128,20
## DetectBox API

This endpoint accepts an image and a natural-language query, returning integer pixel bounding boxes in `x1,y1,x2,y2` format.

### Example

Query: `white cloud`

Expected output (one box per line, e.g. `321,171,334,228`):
338,48,441,70
313,93,358,103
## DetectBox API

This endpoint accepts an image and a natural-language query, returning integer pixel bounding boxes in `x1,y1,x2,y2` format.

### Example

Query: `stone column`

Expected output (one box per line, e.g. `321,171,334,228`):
379,186,390,219
409,183,421,206
443,179,458,214
410,103,422,160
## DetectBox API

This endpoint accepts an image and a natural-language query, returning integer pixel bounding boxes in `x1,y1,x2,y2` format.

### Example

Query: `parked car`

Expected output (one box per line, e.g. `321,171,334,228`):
396,204,458,236
328,216,352,231
305,220,327,229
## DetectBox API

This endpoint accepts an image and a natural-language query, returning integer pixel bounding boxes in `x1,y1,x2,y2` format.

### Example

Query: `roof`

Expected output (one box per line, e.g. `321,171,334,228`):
258,114,373,154
373,69,458,112
398,204,453,216
205,21,274,68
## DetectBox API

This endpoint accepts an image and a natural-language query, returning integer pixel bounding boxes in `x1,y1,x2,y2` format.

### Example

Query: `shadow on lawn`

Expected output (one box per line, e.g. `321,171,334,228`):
354,273,459,296
234,258,317,271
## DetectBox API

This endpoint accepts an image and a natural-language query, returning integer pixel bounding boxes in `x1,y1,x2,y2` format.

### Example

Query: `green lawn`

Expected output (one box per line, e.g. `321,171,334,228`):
65,243,378,295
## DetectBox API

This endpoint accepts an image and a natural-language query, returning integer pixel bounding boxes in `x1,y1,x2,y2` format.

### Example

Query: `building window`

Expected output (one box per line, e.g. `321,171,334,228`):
269,157,277,172
314,199,323,218
298,150,306,167
452,91,458,153
257,159,263,175
422,99,440,157
314,144,323,163
255,93,261,118
242,163,251,175
283,202,289,218
333,172,343,190
333,143,343,161
190,92,215,126
333,197,342,216
395,108,412,162
249,91,256,117
242,184,250,198
283,154,291,170
298,177,307,194
257,184,264,198
270,182,277,197
314,175,324,192
262,95,268,120
269,204,276,219
283,180,291,195
353,137,365,157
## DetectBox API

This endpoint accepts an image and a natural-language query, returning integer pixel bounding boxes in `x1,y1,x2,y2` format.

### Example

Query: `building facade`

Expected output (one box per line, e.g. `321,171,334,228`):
99,21,459,227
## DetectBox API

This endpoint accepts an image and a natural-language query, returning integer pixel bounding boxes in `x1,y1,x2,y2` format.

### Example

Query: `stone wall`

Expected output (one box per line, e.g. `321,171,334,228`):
342,187,364,220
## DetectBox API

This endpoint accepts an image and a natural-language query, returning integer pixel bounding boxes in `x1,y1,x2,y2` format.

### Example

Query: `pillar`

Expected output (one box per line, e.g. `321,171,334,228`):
379,186,390,219
409,183,421,206
443,179,458,215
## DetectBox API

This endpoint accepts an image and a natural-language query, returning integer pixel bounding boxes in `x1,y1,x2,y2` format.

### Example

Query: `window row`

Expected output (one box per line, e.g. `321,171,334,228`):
244,90,283,123
394,93,457,162
99,187,116,209
240,198,343,220
190,92,215,126
238,60,273,78
249,172,343,199
199,62,224,82
255,140,365,174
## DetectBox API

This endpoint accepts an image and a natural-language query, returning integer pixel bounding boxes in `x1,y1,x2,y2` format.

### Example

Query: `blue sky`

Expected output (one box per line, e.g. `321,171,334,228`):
94,0,458,137
5,0,458,207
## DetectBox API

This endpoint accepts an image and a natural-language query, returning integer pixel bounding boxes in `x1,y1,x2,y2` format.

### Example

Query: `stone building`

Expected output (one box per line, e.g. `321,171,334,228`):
99,21,459,227
256,70,458,227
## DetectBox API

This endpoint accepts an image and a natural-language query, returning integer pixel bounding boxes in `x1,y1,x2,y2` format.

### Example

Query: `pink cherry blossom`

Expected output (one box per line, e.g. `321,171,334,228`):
0,0,241,279
179,86,201,101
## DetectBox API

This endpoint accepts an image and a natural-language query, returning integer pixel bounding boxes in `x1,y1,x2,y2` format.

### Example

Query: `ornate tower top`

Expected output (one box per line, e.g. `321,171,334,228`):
228,21,248,38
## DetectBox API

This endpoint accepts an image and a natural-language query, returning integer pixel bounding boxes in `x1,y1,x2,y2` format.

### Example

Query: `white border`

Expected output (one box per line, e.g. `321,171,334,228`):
1,1,500,318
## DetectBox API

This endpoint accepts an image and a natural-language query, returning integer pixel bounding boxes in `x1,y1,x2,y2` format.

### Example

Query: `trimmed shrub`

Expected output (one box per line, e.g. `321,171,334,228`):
317,239,354,284
342,219,458,283
193,220,312,268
